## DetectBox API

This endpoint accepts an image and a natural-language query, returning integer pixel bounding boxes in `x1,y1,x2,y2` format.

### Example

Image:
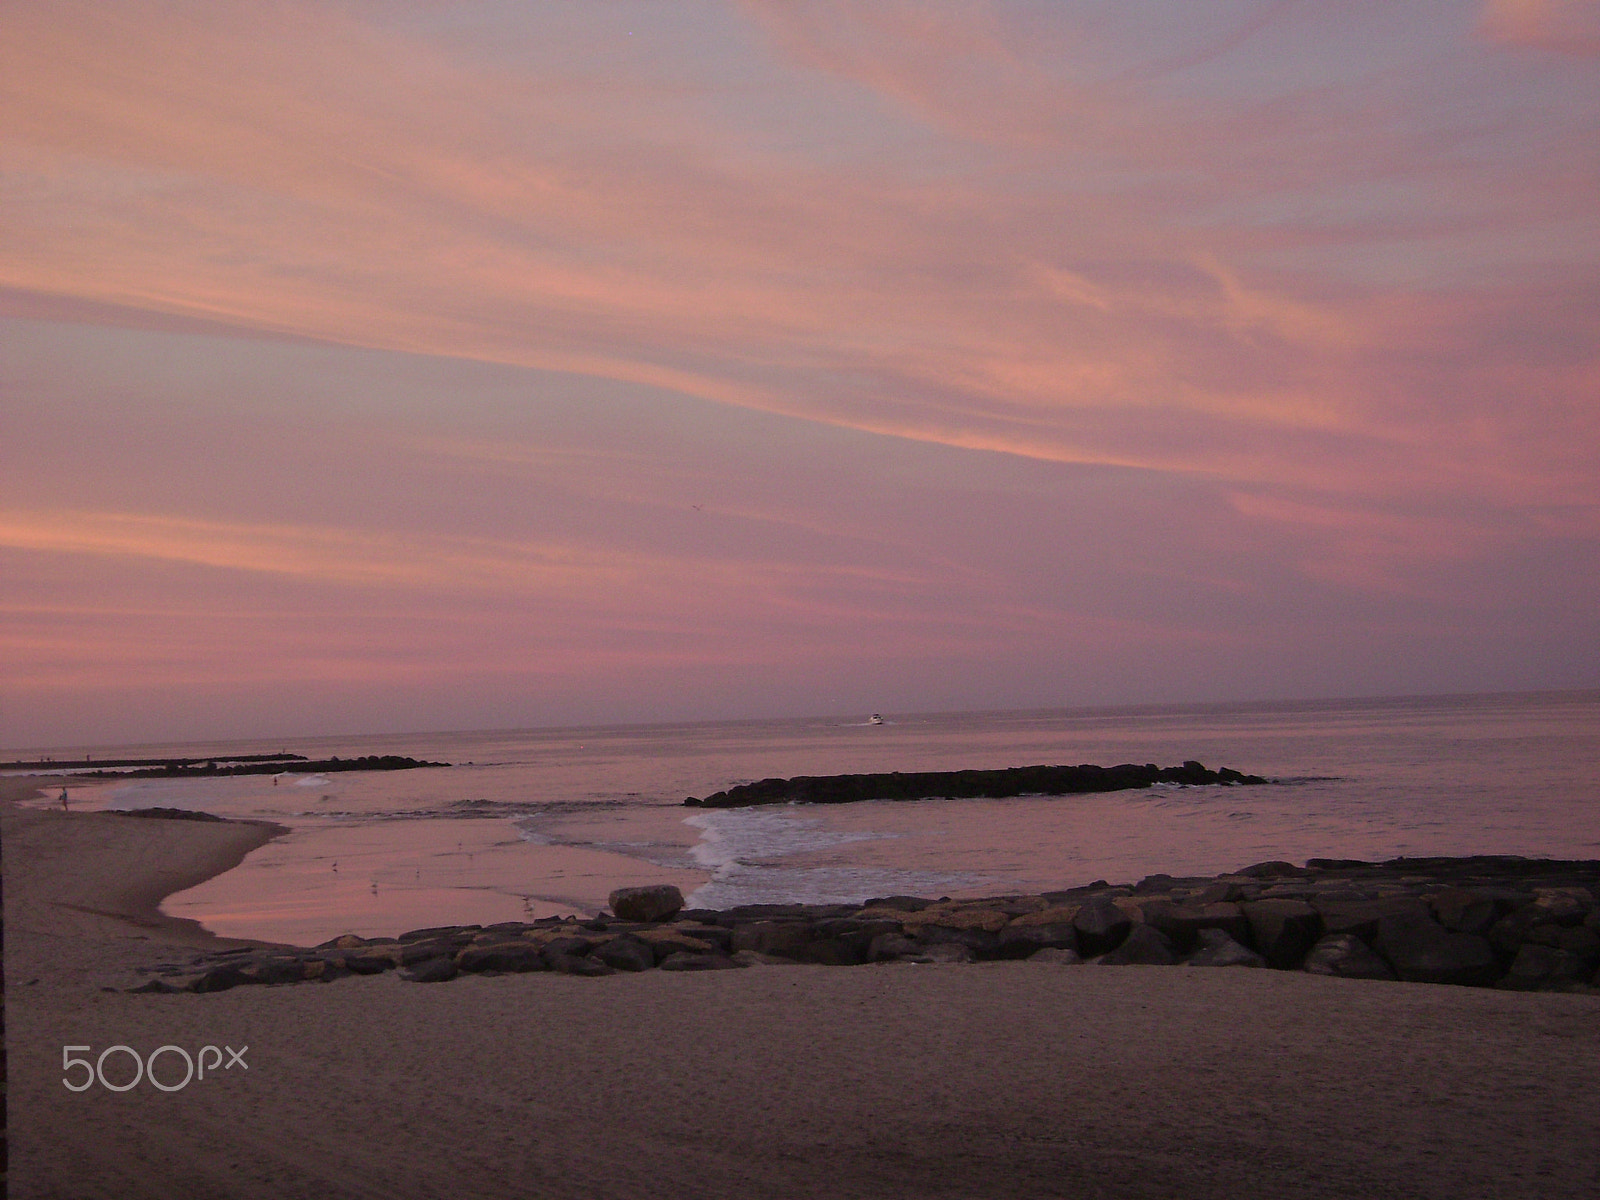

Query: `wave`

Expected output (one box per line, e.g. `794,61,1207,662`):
681,807,981,909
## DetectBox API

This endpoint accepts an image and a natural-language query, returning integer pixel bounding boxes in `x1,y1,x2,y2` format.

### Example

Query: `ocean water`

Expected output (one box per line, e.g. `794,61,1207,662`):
14,691,1599,945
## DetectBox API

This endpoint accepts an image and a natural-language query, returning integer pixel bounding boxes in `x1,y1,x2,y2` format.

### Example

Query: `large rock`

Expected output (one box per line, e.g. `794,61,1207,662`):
399,924,480,942
730,920,815,958
1186,928,1266,968
866,932,925,962
815,917,902,962
1234,861,1304,878
1142,901,1251,952
1098,924,1176,966
906,906,1010,933
1530,888,1593,926
1073,898,1132,956
235,956,309,986
401,938,462,966
669,922,735,952
1302,934,1396,980
1315,898,1430,943
1430,888,1502,935
401,956,458,983
457,942,547,973
637,928,717,964
1375,912,1498,987
914,924,1003,960
608,885,685,923
344,947,400,974
1486,906,1548,956
994,922,1079,959
1243,899,1322,969
593,936,657,972
1497,943,1593,992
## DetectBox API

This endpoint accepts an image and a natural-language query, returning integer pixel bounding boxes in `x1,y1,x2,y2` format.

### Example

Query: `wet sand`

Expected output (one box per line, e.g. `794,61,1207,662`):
5,778,1599,1200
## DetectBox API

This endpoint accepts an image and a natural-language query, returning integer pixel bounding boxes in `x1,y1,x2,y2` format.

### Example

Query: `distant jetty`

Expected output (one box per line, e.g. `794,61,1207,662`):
4,753,449,779
683,760,1268,808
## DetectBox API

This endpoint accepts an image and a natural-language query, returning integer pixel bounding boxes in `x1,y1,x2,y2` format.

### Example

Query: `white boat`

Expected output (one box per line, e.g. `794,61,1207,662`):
868,713,884,725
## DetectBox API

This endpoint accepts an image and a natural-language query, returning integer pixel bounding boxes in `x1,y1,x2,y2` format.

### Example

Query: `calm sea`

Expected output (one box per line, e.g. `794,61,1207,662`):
14,691,1599,946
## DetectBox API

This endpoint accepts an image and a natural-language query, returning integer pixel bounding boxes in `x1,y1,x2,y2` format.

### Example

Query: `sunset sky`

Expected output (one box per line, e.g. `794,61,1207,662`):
4,0,1598,748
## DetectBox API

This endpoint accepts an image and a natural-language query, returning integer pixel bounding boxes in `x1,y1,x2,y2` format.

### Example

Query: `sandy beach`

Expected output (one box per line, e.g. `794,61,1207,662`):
5,778,1599,1200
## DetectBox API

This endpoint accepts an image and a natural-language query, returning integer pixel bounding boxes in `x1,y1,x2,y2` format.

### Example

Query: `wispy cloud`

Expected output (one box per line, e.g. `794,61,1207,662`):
3,1,1596,740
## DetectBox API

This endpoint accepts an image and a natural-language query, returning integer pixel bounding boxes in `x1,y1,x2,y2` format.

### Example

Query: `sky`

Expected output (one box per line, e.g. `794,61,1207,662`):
3,0,1598,749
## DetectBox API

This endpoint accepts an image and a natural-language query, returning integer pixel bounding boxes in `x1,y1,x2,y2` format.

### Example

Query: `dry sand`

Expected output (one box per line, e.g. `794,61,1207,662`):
5,777,1598,1200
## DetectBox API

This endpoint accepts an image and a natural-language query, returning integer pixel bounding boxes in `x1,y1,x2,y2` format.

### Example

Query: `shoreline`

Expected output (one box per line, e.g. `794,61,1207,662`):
1,776,289,950
6,778,1599,1199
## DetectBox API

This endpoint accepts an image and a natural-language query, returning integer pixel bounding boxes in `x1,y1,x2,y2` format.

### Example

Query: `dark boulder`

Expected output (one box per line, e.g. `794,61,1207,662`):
1315,898,1430,943
1376,912,1498,987
344,947,399,974
1073,899,1132,955
190,964,247,993
1186,928,1266,968
867,933,925,962
1530,889,1592,926
816,918,903,961
608,885,685,923
457,942,547,973
234,956,308,986
1099,924,1177,966
1302,934,1396,981
1134,874,1181,895
1235,861,1308,879
1430,888,1502,935
1498,944,1593,992
1486,905,1559,957
399,924,480,942
1555,925,1600,960
861,895,937,912
539,936,595,967
401,938,462,966
1243,899,1323,969
915,924,1003,960
730,921,815,959
593,936,657,972
1142,901,1251,952
401,957,458,983
995,922,1079,960
640,930,718,964
316,933,370,950
669,922,735,952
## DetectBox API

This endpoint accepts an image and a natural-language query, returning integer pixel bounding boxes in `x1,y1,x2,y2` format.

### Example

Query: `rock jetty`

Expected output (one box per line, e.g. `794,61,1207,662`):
130,857,1600,995
79,753,449,780
683,760,1268,807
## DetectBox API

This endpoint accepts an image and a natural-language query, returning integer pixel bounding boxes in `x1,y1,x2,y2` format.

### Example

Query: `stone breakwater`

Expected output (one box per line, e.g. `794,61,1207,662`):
682,760,1268,808
128,857,1600,995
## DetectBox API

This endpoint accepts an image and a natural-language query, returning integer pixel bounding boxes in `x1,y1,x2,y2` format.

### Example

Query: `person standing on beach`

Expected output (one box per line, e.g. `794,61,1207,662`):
60,787,69,811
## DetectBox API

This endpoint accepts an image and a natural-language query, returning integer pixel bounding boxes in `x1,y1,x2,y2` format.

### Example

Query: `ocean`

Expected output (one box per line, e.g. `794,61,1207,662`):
14,690,1599,946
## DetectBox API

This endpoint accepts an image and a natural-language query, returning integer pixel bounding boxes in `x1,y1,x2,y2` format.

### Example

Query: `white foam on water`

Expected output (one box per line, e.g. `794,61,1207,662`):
681,806,982,908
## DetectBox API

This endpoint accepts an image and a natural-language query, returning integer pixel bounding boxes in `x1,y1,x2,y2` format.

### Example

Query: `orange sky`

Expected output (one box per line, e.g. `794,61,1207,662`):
3,1,1597,747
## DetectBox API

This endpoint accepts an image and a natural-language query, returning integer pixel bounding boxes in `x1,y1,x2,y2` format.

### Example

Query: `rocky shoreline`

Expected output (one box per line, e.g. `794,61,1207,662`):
131,855,1600,995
